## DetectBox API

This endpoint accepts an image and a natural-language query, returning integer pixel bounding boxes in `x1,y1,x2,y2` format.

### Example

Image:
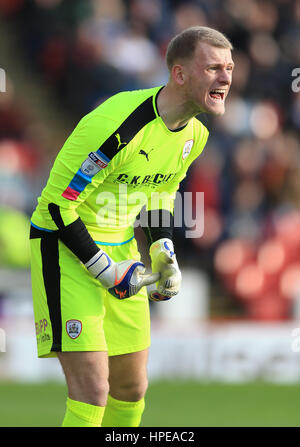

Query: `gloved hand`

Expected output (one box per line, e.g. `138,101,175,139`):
85,250,160,299
149,238,182,301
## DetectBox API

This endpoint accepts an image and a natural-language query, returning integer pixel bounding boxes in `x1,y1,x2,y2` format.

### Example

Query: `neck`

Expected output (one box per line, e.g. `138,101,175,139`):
156,82,200,130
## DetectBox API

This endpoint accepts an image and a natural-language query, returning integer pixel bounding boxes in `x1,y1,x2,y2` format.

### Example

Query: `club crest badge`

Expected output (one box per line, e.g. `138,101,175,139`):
182,139,194,160
66,320,82,339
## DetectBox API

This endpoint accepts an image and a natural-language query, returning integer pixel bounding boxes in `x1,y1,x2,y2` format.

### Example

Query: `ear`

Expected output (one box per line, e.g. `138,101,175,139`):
171,64,186,86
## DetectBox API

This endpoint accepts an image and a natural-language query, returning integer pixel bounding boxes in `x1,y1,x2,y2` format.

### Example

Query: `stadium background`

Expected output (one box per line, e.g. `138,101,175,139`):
1,0,300,427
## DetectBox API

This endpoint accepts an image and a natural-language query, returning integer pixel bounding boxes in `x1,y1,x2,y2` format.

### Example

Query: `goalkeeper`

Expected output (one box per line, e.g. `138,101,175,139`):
30,26,233,427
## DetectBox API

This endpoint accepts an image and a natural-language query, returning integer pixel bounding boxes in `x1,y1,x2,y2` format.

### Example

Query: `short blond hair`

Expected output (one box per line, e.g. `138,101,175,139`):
166,26,233,71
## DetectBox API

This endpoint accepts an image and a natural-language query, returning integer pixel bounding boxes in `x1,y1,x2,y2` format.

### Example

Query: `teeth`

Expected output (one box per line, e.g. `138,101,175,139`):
211,89,225,93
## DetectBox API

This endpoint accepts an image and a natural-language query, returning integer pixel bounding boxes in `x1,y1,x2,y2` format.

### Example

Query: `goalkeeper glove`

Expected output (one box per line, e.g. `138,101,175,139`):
85,249,160,299
149,238,182,301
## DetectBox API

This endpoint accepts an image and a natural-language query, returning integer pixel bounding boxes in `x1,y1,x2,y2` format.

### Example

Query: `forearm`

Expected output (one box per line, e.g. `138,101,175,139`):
140,209,181,301
48,203,100,263
141,209,174,246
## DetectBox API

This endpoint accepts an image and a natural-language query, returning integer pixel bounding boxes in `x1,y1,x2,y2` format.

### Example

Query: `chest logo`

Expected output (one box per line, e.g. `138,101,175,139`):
115,133,127,150
182,139,194,160
139,148,154,161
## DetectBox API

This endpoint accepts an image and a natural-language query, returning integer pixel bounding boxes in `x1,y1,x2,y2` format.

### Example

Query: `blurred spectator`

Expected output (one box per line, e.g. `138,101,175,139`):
0,78,28,140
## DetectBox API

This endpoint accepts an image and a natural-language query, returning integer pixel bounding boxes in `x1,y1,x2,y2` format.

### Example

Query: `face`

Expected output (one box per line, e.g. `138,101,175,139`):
177,42,234,116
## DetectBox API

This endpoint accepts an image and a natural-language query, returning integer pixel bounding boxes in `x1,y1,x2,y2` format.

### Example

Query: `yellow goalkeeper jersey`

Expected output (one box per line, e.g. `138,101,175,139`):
31,86,209,243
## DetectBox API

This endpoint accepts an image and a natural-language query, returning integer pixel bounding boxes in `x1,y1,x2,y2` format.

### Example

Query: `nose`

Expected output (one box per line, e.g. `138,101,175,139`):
219,68,231,85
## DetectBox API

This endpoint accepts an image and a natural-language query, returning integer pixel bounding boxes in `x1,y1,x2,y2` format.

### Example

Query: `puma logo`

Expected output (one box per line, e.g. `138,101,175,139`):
114,288,127,299
115,133,127,150
139,149,154,161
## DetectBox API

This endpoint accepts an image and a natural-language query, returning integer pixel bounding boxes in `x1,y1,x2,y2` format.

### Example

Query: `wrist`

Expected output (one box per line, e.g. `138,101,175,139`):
85,249,112,280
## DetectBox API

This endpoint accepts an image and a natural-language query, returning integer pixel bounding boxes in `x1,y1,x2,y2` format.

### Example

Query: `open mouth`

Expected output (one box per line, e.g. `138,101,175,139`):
209,89,225,102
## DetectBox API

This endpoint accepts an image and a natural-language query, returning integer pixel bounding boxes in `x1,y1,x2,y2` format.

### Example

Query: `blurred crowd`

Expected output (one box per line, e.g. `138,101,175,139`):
0,0,300,320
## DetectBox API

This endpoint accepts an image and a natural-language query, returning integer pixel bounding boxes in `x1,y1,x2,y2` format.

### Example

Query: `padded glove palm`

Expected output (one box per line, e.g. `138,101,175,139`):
149,238,181,301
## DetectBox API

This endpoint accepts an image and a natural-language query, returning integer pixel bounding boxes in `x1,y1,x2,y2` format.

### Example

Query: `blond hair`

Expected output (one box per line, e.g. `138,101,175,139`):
166,26,233,71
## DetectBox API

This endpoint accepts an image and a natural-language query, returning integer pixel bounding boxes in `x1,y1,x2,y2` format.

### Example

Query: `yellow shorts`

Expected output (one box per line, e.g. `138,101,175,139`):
30,229,150,358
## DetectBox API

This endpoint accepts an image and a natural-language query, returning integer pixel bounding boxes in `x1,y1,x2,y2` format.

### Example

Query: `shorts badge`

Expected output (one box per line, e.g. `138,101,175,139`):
66,320,82,339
